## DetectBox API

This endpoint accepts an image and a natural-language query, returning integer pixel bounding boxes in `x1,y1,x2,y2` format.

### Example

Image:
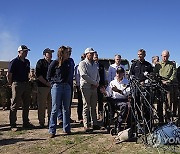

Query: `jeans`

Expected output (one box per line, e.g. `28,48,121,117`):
57,107,63,121
57,85,73,121
49,83,71,134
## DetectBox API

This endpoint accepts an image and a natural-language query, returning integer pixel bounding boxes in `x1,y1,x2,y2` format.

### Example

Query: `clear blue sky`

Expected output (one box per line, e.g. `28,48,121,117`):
0,0,180,67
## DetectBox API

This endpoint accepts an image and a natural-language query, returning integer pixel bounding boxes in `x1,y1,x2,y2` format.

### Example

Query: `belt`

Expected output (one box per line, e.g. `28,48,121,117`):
53,82,68,85
13,81,28,83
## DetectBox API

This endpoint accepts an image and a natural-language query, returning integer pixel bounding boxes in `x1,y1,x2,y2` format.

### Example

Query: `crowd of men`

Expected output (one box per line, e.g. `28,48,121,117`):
0,45,180,138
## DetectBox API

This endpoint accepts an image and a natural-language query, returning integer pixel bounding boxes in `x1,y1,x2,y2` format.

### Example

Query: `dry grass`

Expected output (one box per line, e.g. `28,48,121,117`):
0,101,179,154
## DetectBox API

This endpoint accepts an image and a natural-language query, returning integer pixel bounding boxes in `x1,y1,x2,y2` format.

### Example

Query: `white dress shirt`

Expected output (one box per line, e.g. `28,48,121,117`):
105,77,130,99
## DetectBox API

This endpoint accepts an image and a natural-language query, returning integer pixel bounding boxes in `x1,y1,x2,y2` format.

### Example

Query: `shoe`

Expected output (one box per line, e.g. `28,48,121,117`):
173,113,178,117
58,119,63,126
62,131,71,135
39,124,45,129
97,112,103,121
49,134,55,138
11,127,18,132
23,122,35,128
93,125,101,130
78,119,83,124
70,118,76,123
100,126,106,130
84,127,92,133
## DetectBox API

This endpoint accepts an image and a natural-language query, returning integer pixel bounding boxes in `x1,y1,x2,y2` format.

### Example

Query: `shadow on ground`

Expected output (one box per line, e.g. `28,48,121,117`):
0,138,46,146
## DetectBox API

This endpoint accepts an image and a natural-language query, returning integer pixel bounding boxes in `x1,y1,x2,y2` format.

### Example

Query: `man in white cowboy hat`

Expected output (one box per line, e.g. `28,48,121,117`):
78,47,101,132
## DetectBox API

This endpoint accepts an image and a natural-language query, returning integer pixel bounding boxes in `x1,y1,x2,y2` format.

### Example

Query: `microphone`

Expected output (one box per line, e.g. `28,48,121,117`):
144,71,149,76
143,72,151,83
129,75,140,84
129,75,135,80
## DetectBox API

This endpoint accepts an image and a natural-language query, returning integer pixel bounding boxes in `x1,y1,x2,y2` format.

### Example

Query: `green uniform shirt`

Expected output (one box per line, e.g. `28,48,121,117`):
154,61,176,82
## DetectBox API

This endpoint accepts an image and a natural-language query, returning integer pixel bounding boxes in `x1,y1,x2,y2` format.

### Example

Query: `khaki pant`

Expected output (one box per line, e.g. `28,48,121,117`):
37,87,51,125
10,82,31,127
171,85,180,115
30,91,37,109
81,87,98,128
165,84,179,120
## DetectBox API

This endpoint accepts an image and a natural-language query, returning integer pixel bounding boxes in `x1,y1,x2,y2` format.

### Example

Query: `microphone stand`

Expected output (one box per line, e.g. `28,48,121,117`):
129,76,153,143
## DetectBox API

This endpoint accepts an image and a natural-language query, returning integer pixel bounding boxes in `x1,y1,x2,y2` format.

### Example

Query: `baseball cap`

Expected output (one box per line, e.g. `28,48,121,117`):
43,48,54,55
84,47,95,54
18,45,30,52
116,67,125,74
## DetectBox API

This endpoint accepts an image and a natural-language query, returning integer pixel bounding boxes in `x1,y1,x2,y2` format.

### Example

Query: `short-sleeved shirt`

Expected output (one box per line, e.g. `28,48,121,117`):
35,58,52,87
130,60,153,81
8,56,30,82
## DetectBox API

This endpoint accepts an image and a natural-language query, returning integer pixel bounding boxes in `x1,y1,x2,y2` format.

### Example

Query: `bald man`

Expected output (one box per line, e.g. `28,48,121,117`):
154,50,177,123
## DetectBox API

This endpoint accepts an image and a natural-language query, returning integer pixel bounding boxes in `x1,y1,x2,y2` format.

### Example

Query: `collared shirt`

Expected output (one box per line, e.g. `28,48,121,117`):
68,58,75,87
79,58,100,88
47,59,71,84
107,63,125,83
105,77,130,99
177,66,180,83
36,58,52,87
8,56,30,82
75,64,80,87
154,60,176,82
96,61,106,86
130,60,153,81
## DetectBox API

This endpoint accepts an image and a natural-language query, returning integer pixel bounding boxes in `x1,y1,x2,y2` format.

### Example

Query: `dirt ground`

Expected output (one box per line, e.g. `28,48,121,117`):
0,99,179,154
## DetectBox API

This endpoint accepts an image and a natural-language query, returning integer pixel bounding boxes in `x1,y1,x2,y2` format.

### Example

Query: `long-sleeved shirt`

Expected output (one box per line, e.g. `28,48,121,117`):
68,58,75,88
154,60,176,82
47,59,71,84
78,58,100,88
74,64,80,87
105,77,130,99
36,58,52,87
107,63,125,83
96,61,106,86
129,60,153,82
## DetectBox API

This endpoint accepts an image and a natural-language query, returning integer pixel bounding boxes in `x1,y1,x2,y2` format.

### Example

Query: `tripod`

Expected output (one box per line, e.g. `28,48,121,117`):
144,73,174,124
129,76,160,143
